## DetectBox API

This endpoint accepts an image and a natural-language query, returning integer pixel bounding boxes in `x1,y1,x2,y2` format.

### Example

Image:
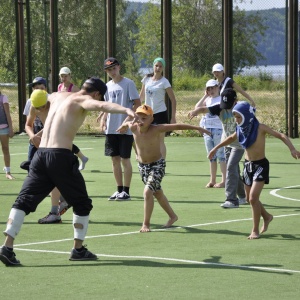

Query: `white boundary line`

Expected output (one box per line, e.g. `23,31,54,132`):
270,185,300,202
13,248,300,274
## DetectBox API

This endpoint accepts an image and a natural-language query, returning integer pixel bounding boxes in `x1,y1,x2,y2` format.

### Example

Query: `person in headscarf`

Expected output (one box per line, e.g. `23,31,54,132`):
208,101,300,239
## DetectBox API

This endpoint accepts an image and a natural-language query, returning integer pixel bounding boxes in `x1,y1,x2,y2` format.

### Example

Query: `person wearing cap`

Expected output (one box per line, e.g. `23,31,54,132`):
192,79,226,188
212,63,255,107
0,77,139,266
188,88,247,208
57,67,80,93
101,57,141,201
208,101,300,239
117,104,210,232
0,89,14,180
139,57,177,159
22,77,47,163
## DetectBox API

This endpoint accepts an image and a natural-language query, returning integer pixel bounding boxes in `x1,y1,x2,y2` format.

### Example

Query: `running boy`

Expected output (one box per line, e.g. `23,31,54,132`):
208,101,300,239
117,104,210,232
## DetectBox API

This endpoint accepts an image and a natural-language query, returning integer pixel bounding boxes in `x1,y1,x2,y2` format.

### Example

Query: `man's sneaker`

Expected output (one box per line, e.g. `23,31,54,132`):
238,197,248,205
69,245,97,261
116,191,131,201
38,212,62,224
220,201,239,208
0,246,21,266
108,191,119,201
59,198,71,216
78,156,89,171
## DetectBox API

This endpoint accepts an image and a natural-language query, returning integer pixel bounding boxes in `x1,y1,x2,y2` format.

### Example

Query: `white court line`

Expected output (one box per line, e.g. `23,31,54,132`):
15,213,300,247
13,248,300,274
270,185,300,202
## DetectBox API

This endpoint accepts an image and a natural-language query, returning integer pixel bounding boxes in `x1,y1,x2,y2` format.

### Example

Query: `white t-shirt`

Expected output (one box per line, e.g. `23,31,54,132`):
104,77,139,135
141,76,171,114
200,96,222,129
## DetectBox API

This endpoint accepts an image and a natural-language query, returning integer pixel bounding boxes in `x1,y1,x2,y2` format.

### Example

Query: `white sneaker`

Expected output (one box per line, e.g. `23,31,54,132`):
116,191,131,201
220,201,239,208
79,157,89,171
238,197,248,205
108,191,119,201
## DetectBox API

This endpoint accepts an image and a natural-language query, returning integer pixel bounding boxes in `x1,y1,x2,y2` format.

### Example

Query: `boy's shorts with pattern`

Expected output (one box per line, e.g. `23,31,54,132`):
242,157,269,186
138,158,166,192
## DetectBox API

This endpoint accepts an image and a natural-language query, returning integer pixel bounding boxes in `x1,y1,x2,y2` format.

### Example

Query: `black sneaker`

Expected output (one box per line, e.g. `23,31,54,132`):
69,246,97,261
0,246,21,266
38,212,62,224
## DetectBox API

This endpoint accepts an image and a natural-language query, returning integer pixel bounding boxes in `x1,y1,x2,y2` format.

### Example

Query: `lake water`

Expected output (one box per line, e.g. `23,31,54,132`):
140,65,287,80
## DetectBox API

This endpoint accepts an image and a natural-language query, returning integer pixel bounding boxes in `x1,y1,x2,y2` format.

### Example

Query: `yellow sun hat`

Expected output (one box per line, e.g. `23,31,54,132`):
30,89,48,108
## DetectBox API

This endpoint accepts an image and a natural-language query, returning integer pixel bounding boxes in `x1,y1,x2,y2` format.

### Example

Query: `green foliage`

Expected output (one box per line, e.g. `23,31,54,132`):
173,70,210,91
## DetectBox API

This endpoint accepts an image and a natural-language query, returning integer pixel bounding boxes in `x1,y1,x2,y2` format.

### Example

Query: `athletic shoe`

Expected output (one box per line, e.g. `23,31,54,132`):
108,191,119,201
69,245,97,261
58,198,71,216
220,201,239,208
38,212,62,224
0,246,21,266
116,191,131,201
78,157,89,171
20,160,30,171
238,197,248,205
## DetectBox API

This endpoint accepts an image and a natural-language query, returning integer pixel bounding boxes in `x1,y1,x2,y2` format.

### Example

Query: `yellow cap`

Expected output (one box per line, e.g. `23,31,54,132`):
136,104,153,116
30,90,47,108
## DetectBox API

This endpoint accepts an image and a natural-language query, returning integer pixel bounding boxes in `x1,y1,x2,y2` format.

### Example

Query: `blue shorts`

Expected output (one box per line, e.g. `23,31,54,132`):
204,128,225,162
0,127,9,135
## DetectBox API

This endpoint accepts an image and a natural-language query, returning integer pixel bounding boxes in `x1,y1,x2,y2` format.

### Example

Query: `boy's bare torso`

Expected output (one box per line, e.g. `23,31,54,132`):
132,124,162,164
244,124,266,161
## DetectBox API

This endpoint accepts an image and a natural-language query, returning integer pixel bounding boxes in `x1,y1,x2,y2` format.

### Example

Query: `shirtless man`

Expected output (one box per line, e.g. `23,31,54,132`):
0,77,139,266
208,101,300,239
117,104,210,232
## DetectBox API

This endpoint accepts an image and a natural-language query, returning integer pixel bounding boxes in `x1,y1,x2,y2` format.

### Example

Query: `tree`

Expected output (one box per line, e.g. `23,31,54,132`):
134,0,266,75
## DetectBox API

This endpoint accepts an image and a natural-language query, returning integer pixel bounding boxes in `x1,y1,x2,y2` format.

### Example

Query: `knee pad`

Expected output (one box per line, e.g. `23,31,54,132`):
4,208,25,239
73,214,89,241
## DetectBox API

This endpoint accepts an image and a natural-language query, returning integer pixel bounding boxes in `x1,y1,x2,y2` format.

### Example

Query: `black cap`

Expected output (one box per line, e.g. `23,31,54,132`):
30,77,47,87
220,88,237,109
104,57,120,69
84,77,107,96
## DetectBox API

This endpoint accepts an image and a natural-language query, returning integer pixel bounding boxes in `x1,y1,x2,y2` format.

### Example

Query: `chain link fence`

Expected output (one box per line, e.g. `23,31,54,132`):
0,0,298,135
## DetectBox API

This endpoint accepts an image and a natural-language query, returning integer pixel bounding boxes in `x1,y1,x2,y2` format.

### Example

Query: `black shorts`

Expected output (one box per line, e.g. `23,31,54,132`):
13,148,92,216
105,134,134,158
242,158,269,186
152,110,168,124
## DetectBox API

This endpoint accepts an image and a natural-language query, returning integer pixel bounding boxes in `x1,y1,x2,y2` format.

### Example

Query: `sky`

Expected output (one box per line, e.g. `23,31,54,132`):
129,0,286,11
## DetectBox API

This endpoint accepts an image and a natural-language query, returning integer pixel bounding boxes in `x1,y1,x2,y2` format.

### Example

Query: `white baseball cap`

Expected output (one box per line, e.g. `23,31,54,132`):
206,79,218,88
212,63,224,72
59,67,71,75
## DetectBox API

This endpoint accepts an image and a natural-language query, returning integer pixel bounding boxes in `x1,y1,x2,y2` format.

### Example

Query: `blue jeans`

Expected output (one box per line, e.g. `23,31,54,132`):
225,147,246,203
204,128,225,163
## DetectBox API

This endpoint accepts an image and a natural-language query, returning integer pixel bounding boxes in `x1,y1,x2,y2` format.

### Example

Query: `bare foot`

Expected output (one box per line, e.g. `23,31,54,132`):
140,224,151,233
248,231,260,239
5,173,15,180
213,182,225,188
162,215,178,228
260,215,273,234
206,182,215,188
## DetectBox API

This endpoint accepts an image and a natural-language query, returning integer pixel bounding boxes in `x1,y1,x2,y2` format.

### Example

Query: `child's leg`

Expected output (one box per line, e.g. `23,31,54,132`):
140,187,155,232
154,189,178,228
246,181,266,239
159,133,166,159
206,161,217,187
0,135,14,180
